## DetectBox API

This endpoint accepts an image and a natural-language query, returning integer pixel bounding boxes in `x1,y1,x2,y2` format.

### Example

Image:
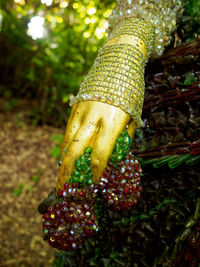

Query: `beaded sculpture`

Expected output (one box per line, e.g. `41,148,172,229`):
108,0,183,57
42,129,143,251
71,0,183,127
41,0,184,251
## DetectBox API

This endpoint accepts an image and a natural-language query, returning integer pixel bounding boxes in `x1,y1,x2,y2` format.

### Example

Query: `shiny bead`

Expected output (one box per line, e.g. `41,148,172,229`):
50,237,55,242
72,243,77,249
107,0,183,58
100,152,142,211
42,200,98,251
43,229,48,234
120,167,126,173
50,214,55,219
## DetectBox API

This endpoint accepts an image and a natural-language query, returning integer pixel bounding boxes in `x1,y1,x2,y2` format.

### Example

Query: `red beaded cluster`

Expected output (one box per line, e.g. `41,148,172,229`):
42,183,99,251
57,182,99,202
100,152,142,211
42,153,143,251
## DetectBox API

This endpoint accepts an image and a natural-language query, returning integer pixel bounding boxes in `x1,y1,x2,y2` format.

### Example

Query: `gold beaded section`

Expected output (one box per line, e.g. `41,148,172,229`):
105,35,147,57
70,18,154,127
108,17,154,57
108,0,183,57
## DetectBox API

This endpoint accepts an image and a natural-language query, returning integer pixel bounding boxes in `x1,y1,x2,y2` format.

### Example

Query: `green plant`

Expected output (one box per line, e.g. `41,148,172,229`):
13,182,24,197
31,173,40,182
50,134,64,158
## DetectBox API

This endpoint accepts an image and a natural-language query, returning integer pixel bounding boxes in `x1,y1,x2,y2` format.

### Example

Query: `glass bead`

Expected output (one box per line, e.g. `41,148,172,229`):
80,175,84,182
50,214,55,219
120,167,126,173
81,165,86,171
68,188,72,194
70,230,74,235
73,176,80,183
73,171,80,177
72,243,77,248
44,229,48,234
86,211,91,217
84,204,89,210
73,223,79,229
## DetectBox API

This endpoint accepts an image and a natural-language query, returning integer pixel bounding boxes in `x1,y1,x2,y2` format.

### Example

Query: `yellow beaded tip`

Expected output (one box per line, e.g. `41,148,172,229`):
70,17,154,128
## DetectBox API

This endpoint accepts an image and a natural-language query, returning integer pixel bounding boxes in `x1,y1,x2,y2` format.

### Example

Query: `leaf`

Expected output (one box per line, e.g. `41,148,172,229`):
52,252,65,267
26,186,34,191
50,134,64,145
50,146,60,158
13,182,24,197
31,173,40,182
184,72,198,86
13,187,23,197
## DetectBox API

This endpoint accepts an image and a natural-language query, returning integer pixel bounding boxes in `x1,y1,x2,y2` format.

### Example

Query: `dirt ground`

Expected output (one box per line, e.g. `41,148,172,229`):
0,104,65,266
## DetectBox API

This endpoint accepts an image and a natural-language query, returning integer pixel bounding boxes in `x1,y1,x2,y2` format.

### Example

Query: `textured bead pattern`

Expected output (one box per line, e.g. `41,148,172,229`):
110,125,132,168
43,200,98,251
100,152,142,211
70,18,154,127
108,0,183,58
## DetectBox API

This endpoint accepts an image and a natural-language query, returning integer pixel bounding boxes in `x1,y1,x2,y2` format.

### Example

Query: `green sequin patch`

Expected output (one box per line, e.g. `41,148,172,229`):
110,126,132,168
61,127,132,187
69,147,93,186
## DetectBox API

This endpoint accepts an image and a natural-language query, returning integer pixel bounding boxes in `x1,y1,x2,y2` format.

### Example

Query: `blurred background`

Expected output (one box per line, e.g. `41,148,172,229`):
0,0,115,266
0,0,115,126
0,0,200,266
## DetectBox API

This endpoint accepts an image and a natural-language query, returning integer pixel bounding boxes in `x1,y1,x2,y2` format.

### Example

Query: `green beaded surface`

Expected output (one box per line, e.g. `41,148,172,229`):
67,127,132,186
110,126,132,168
69,147,93,186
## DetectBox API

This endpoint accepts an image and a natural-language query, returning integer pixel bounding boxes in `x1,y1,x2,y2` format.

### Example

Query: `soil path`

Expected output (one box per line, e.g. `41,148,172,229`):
0,108,65,267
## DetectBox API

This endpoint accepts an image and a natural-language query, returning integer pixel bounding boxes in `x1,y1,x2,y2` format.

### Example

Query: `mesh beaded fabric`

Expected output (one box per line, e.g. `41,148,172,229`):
40,0,184,253
70,0,183,127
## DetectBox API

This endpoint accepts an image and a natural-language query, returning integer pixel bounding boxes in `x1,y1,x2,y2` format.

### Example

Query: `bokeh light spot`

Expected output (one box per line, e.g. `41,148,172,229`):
85,18,90,24
27,16,46,40
73,3,79,9
87,7,96,15
95,27,104,39
83,32,91,38
41,0,53,6
14,0,25,4
59,0,68,8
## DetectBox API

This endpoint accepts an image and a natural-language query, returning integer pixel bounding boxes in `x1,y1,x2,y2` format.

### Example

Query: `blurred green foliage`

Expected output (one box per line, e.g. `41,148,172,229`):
0,0,115,125
0,0,199,126
31,173,41,182
181,0,200,41
50,133,64,158
13,182,24,197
